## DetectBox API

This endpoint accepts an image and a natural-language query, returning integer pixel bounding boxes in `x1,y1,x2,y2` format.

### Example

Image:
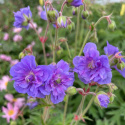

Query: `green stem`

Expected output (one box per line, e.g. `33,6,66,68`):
78,30,91,56
63,95,69,125
65,41,72,58
53,28,58,62
75,7,80,56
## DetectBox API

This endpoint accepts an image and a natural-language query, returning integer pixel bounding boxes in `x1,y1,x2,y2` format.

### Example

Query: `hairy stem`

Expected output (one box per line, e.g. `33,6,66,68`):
29,21,47,65
65,41,72,58
53,28,58,62
78,30,91,56
75,7,80,56
63,95,69,125
78,15,111,56
81,87,99,117
60,0,67,14
70,96,86,125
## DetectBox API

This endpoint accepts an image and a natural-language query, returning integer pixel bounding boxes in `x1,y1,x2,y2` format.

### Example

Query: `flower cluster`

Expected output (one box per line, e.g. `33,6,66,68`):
73,42,112,84
10,56,74,104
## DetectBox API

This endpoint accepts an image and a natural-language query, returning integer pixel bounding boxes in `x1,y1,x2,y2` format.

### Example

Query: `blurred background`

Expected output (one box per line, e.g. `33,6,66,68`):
0,0,125,125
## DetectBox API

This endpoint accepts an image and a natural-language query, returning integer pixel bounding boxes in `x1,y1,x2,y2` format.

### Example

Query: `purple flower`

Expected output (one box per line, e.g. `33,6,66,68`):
10,55,52,98
104,41,125,78
46,60,74,104
73,42,112,84
26,97,38,109
13,6,32,30
67,0,83,7
98,94,110,108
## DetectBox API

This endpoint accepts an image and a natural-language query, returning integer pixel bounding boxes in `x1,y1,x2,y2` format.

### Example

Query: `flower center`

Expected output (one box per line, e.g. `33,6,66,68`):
88,60,95,69
13,98,17,102
8,110,14,116
25,72,35,83
56,78,61,84
5,82,8,86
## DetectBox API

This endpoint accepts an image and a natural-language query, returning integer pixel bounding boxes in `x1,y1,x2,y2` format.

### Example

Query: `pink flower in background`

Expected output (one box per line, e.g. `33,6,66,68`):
5,94,25,108
10,59,19,66
0,54,11,61
3,33,9,41
0,76,10,91
13,34,22,42
2,103,19,123
27,41,35,49
29,22,37,29
13,28,22,33
37,6,43,16
38,27,42,34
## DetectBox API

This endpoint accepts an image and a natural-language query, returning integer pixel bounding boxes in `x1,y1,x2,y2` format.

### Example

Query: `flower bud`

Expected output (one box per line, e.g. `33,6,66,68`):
117,61,125,70
10,121,17,125
19,52,25,59
109,94,115,103
72,7,78,15
108,20,116,31
94,91,110,108
47,9,58,23
108,83,118,92
57,16,67,28
67,22,75,32
66,86,77,96
81,10,89,19
57,48,63,56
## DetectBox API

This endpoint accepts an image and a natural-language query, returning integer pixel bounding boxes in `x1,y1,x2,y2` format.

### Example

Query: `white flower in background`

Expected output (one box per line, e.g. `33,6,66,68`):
13,34,22,42
3,33,9,41
13,27,22,33
0,76,10,91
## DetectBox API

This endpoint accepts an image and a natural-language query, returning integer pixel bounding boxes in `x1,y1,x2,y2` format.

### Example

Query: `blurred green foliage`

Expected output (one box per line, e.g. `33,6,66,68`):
0,0,125,125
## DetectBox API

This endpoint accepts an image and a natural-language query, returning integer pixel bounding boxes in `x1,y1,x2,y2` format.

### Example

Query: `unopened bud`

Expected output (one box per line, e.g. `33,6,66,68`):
57,48,63,56
58,37,67,42
66,86,77,96
108,83,118,92
72,7,78,15
117,61,125,70
67,22,75,32
57,16,67,28
47,9,58,23
109,94,115,103
10,121,17,125
81,10,89,19
19,52,25,59
108,20,116,31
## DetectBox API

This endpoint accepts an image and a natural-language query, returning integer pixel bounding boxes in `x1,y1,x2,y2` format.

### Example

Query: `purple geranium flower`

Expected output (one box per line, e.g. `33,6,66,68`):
67,0,83,7
10,55,52,98
26,96,38,109
104,41,125,77
46,60,74,104
13,6,32,30
98,94,110,108
73,42,112,84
